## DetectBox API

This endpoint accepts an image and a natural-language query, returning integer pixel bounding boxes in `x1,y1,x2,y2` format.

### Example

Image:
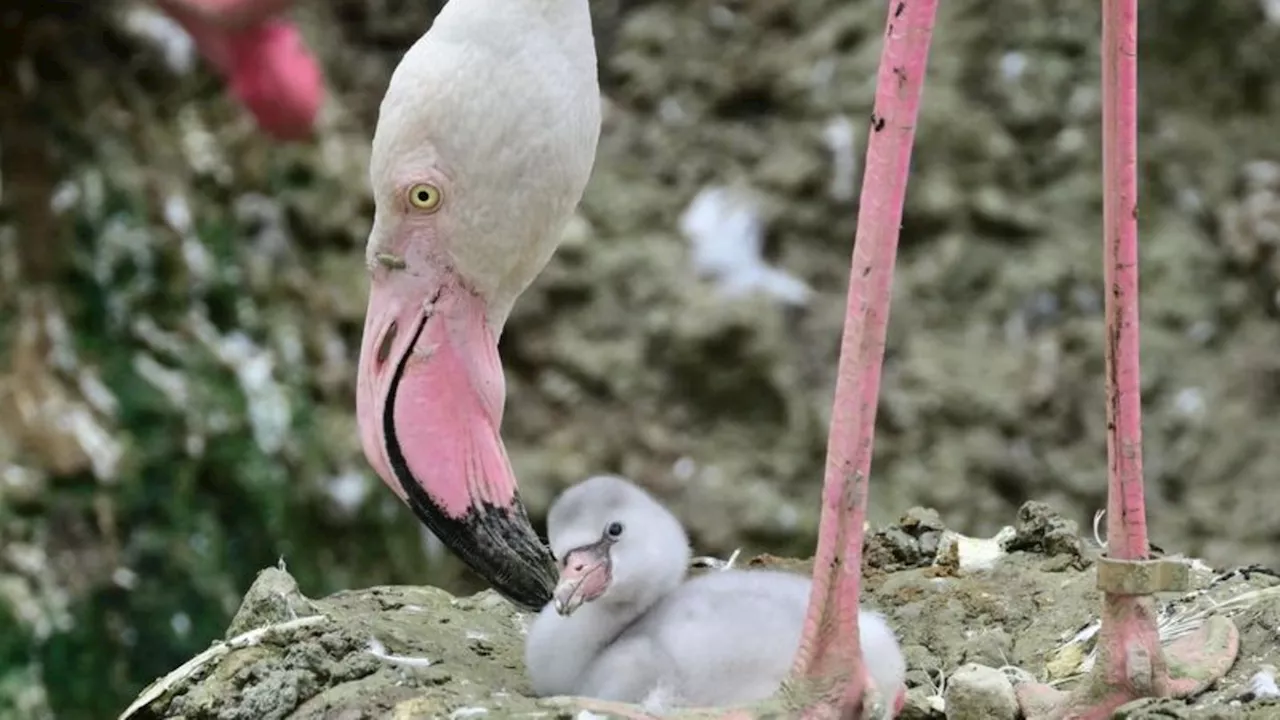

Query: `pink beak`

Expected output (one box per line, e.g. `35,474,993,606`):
355,256,557,610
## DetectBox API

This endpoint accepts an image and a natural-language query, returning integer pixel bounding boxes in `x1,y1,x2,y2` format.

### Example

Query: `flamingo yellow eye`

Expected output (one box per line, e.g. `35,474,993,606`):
407,183,442,211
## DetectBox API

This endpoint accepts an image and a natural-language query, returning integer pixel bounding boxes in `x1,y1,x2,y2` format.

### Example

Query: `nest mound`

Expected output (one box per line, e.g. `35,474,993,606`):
122,503,1280,720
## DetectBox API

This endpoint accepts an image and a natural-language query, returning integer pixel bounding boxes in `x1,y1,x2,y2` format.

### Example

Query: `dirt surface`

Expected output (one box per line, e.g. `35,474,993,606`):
120,504,1280,719
6,0,1280,717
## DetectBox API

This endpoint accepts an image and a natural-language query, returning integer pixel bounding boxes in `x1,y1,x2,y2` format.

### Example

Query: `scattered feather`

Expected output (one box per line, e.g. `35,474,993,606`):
679,186,812,307
366,638,433,668
1248,666,1280,700
934,527,1016,572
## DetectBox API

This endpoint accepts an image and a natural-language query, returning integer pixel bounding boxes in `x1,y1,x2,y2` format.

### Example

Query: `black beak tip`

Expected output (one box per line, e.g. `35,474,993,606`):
475,510,558,611
491,556,557,611
422,502,558,612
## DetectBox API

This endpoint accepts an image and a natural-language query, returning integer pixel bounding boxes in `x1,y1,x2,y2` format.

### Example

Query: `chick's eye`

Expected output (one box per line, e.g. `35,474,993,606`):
407,183,442,211
606,522,624,539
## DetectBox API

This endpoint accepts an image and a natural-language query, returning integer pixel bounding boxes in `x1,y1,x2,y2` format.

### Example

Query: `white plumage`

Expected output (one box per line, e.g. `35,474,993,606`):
366,0,601,329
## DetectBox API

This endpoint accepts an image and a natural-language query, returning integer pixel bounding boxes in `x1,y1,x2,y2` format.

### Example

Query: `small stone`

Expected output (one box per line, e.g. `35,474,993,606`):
865,528,928,571
958,629,1013,668
898,687,945,719
1007,501,1084,560
884,527,922,561
900,507,945,534
917,530,942,558
943,663,1018,720
225,567,319,637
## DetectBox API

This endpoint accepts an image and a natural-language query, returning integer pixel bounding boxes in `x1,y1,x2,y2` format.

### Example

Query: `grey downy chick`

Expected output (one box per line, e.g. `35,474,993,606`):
524,475,906,717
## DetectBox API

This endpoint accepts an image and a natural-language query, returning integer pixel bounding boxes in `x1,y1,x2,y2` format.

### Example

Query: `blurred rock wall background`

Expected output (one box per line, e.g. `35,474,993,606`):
4,1,1280,717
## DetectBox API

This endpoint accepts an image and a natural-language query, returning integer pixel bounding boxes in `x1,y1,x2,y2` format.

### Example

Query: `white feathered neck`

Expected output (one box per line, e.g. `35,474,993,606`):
368,0,601,328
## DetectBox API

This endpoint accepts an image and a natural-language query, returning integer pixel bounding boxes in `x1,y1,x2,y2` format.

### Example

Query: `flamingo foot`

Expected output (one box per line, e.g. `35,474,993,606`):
1159,615,1239,695
1015,607,1239,720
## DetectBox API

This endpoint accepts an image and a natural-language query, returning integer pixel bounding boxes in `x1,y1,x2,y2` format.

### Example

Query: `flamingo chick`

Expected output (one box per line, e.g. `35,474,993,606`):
354,0,601,609
525,475,907,718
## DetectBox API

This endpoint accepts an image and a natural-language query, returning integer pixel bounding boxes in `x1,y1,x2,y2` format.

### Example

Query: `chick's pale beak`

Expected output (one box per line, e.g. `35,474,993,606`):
553,543,612,616
356,264,557,611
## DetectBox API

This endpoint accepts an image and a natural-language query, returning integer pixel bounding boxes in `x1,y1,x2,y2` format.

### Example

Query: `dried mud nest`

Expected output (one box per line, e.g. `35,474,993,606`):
120,503,1280,720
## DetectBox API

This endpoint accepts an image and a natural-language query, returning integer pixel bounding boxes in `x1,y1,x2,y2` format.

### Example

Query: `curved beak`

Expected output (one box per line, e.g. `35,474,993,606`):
356,259,557,610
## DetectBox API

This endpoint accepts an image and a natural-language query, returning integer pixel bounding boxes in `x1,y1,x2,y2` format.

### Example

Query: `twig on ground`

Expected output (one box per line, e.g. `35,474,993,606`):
117,613,329,720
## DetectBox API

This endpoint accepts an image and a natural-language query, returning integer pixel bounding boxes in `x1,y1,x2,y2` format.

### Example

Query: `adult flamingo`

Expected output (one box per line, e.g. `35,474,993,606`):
352,0,914,711
353,0,1238,717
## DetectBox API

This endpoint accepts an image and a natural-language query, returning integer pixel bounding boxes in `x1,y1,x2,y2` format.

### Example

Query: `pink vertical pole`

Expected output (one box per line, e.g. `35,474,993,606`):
791,0,938,712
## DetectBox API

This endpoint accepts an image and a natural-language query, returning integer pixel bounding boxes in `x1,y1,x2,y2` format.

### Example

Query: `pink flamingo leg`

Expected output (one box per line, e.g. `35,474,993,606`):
788,1,937,717
549,4,938,717
1014,3,1238,718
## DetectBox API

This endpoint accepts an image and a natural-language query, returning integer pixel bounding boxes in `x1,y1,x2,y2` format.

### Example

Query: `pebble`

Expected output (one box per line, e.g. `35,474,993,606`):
943,663,1018,720
958,629,1014,669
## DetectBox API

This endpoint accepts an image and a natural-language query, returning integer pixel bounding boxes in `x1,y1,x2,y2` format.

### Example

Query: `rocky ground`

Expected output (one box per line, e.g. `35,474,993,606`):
119,504,1280,719
4,0,1280,718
